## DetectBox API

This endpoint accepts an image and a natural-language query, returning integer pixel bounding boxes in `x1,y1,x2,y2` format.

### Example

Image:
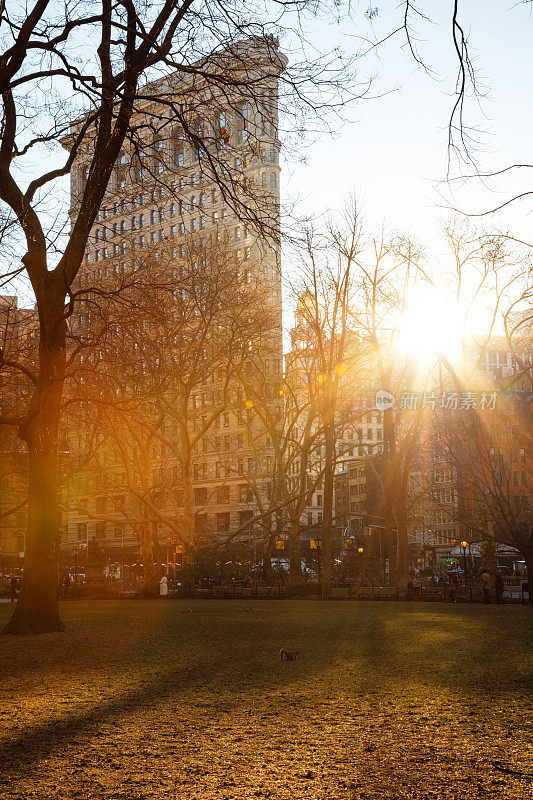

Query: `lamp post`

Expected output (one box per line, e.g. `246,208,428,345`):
357,545,364,586
166,537,172,576
460,540,468,583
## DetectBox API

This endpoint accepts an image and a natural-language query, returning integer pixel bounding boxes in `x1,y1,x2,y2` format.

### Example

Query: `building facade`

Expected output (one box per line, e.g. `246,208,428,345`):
62,39,286,573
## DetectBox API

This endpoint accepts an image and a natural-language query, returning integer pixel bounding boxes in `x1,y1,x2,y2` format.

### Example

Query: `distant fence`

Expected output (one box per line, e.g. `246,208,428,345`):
192,584,285,600
331,583,529,604
53,579,528,604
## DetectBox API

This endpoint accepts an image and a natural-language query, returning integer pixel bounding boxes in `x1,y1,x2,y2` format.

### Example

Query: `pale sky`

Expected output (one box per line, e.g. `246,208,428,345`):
5,1,533,316
281,1,533,244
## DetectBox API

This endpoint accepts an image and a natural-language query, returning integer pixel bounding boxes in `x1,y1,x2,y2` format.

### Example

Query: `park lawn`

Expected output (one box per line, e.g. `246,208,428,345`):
0,600,531,800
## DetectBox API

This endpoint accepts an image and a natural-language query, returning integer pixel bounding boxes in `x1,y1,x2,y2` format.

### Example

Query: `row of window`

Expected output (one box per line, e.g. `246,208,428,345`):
83,146,278,199
87,223,254,263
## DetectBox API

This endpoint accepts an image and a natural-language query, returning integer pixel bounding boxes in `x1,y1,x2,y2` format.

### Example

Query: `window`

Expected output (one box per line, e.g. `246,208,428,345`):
194,487,207,506
216,512,230,532
239,485,253,503
239,103,248,140
216,485,230,504
239,510,253,533
270,172,276,189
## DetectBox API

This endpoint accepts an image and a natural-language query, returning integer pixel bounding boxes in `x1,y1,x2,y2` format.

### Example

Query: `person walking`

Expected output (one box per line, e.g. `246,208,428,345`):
9,575,18,603
159,575,168,598
448,573,458,603
482,570,492,604
494,571,504,604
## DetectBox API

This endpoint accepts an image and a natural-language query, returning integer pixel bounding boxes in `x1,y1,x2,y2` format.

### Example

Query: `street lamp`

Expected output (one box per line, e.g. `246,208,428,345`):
357,545,364,585
460,540,468,582
166,537,172,576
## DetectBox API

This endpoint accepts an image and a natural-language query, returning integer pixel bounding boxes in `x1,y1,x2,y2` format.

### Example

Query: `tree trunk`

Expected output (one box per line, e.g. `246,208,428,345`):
381,404,396,584
321,419,335,598
3,305,66,635
138,516,157,586
288,517,302,585
180,429,195,594
395,486,410,593
481,521,498,575
262,548,274,585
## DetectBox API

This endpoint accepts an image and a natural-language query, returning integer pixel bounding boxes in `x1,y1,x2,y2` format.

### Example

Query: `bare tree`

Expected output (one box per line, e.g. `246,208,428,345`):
0,0,366,633
64,236,278,586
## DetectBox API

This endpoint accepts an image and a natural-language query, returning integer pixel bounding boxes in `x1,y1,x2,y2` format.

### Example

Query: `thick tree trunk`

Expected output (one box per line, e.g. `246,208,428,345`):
3,306,66,635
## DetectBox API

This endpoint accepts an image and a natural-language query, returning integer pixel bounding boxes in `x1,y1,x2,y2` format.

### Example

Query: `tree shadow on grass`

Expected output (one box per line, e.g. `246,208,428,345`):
0,601,530,779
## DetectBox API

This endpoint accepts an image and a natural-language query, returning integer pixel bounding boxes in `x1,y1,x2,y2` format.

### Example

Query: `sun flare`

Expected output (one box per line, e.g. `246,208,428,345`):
396,286,465,367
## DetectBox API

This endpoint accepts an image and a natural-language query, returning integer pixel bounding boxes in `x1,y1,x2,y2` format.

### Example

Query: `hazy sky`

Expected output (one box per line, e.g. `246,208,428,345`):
6,1,533,314
282,1,533,244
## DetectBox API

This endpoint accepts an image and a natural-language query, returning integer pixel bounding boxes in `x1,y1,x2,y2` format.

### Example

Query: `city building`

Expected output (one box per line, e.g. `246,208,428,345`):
61,38,286,572
0,296,36,568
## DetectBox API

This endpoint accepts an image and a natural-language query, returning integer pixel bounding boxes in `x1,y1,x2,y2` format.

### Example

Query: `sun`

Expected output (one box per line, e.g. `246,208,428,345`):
396,285,465,367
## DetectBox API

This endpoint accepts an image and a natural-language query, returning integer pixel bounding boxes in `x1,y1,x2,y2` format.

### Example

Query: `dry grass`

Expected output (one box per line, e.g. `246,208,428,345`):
0,599,531,799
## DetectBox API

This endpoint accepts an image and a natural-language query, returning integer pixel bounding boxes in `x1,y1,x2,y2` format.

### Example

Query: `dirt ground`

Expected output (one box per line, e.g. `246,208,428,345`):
0,600,531,799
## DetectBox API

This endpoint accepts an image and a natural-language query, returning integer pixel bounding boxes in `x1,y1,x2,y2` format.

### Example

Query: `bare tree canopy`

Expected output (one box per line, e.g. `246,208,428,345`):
0,0,367,634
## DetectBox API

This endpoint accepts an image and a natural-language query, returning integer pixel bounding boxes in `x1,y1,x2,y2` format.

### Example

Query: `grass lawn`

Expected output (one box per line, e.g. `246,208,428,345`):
0,600,531,799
